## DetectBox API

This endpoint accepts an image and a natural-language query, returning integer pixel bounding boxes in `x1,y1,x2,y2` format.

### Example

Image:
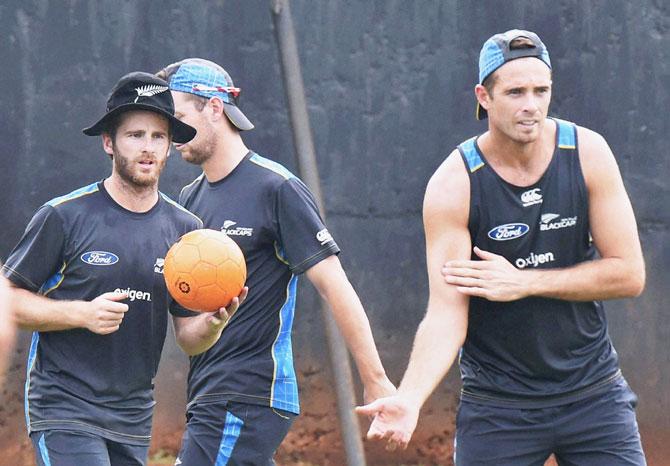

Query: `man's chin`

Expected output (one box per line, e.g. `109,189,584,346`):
133,176,160,188
181,151,208,166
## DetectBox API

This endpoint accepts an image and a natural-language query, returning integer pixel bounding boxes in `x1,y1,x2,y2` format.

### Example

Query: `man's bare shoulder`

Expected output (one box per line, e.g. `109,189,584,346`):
575,125,621,188
424,149,470,222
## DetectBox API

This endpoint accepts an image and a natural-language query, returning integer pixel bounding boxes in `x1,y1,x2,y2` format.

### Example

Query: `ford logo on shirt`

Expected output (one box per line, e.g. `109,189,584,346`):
81,251,120,266
487,223,530,241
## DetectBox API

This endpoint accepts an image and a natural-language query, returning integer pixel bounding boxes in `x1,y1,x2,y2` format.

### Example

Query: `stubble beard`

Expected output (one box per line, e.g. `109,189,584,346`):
180,127,217,166
182,146,213,166
113,149,166,188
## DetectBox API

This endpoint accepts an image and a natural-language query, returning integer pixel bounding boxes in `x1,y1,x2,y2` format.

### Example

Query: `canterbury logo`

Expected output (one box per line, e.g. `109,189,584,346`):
133,85,168,103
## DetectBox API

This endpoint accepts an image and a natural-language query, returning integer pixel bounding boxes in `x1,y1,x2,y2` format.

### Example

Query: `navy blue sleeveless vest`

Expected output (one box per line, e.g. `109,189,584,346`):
456,118,621,407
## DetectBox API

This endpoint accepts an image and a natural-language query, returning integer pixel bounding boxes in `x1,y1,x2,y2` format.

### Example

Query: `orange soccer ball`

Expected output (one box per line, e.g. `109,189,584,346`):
164,229,246,312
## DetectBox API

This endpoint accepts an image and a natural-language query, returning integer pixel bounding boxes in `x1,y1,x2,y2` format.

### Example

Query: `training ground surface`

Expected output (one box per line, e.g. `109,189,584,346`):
1,343,666,465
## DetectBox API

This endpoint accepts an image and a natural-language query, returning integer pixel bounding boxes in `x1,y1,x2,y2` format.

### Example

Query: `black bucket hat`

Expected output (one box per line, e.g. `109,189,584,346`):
83,71,197,143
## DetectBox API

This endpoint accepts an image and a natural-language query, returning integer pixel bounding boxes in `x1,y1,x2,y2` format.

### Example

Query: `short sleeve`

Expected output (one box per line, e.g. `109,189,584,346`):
275,178,340,275
2,205,66,292
169,298,200,318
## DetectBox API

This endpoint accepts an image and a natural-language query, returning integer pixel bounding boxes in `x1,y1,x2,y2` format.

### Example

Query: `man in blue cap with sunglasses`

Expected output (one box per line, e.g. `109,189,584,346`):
157,58,395,465
358,29,647,465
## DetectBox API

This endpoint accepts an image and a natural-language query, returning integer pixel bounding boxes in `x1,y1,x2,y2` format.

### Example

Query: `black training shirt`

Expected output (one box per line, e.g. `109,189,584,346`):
2,181,201,444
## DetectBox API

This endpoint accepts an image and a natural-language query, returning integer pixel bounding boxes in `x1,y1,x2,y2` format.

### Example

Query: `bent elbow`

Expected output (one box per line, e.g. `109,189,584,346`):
174,332,194,356
623,265,646,298
630,270,646,297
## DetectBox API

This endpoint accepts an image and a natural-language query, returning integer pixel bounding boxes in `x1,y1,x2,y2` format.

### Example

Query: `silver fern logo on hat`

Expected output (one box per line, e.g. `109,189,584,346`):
82,72,196,144
133,85,169,103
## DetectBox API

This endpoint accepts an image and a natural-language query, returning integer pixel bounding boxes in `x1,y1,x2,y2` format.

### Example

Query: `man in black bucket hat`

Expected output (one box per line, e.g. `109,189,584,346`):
2,71,244,466
82,71,196,144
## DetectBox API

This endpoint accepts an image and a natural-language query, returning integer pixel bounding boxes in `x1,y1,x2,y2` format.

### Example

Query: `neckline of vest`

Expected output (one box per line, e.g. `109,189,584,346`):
473,118,565,189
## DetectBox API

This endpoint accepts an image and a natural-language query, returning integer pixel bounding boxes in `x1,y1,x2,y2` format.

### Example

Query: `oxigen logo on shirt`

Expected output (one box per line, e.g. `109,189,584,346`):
81,251,119,266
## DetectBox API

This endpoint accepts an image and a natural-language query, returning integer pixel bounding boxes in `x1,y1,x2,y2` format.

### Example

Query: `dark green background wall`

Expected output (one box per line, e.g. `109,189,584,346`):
1,1,668,464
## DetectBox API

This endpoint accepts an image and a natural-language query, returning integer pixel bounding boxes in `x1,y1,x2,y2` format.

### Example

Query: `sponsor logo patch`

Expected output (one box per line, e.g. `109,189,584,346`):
521,188,543,207
488,223,530,241
81,251,119,266
114,287,152,302
515,251,555,269
540,213,578,231
221,220,254,237
316,228,334,245
154,258,164,274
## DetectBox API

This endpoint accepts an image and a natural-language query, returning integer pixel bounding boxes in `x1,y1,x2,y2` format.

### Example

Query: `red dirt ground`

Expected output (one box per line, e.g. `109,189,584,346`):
2,344,668,466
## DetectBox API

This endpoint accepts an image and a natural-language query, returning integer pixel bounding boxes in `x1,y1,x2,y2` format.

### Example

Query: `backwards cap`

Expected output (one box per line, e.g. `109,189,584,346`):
476,29,551,120
161,58,254,131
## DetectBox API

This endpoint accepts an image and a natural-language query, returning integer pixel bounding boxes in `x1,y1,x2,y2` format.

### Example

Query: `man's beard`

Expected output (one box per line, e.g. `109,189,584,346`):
113,151,165,188
180,129,217,166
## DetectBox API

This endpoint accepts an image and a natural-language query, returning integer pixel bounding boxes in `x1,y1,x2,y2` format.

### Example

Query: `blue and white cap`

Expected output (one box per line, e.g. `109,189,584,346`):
476,29,551,120
161,58,254,131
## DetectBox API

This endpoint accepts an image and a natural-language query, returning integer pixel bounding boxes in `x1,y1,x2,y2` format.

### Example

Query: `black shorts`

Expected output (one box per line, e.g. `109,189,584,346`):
30,429,148,466
176,400,296,466
455,376,646,466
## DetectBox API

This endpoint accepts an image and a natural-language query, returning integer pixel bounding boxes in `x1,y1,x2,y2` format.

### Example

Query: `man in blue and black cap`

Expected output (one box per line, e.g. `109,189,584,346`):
2,71,243,466
358,29,647,465
157,58,396,465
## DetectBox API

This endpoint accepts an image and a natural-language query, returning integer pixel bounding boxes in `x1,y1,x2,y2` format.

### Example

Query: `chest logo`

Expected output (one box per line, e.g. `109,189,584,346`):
81,251,119,266
521,188,543,207
540,213,578,231
515,251,555,269
114,287,152,302
488,223,529,241
154,258,164,274
221,220,254,237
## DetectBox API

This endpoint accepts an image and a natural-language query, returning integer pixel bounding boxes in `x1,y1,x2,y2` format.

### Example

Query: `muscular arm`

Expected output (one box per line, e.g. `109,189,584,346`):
527,127,645,300
306,256,395,401
444,128,645,302
10,284,129,334
397,153,471,406
356,151,471,448
0,277,16,383
398,154,471,407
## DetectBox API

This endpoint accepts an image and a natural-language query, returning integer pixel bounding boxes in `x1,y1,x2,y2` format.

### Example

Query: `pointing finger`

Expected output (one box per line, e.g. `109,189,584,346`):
99,291,129,301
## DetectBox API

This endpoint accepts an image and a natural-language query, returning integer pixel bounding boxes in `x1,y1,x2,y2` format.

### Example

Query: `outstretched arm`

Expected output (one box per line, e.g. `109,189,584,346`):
444,127,645,302
306,255,395,402
357,151,472,449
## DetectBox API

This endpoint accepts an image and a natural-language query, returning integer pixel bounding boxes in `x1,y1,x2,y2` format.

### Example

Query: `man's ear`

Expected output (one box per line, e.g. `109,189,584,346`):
208,97,226,122
475,84,492,112
102,133,114,157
